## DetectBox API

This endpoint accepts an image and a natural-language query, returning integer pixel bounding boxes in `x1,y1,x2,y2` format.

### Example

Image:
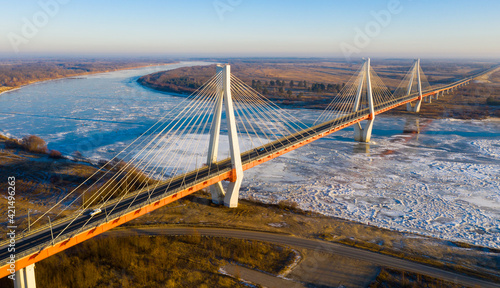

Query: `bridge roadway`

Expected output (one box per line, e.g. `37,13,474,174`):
0,66,497,280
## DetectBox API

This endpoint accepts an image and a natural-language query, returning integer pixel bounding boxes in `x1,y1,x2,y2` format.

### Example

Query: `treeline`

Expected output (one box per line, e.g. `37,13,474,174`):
138,74,203,94
251,78,345,99
137,65,215,95
2,134,62,158
0,60,167,88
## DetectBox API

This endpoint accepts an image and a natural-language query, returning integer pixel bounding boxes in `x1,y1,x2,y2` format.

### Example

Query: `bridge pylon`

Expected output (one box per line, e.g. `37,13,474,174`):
353,58,375,142
406,59,423,113
207,64,243,208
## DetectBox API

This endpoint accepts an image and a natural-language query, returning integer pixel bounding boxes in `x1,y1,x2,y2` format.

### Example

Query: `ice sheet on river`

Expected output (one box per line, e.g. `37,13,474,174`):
242,118,500,248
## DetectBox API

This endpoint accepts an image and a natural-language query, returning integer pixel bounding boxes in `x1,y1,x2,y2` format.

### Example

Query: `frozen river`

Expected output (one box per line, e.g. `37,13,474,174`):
1,62,499,248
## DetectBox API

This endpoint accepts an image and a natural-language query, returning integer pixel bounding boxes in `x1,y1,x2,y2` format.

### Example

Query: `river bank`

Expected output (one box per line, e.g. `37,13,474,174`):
0,61,178,96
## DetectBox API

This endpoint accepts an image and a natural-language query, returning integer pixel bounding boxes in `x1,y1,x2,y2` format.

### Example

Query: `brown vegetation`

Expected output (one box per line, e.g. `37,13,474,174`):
48,150,63,159
21,135,48,153
137,65,215,94
138,63,346,106
0,235,294,288
369,268,464,288
0,134,118,233
3,134,55,155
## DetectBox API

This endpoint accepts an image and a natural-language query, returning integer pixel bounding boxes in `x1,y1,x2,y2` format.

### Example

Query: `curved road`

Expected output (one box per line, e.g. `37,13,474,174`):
105,226,500,288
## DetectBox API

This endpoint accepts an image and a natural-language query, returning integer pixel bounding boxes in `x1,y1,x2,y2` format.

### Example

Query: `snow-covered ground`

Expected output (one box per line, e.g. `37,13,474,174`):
1,64,499,248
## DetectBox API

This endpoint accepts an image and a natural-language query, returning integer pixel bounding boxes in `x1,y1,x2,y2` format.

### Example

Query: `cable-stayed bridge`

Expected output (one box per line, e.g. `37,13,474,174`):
1,59,495,287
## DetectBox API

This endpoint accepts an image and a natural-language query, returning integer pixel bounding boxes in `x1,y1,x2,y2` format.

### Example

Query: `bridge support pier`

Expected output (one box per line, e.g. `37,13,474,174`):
14,264,36,288
353,58,375,143
406,101,421,112
403,117,420,134
207,64,243,208
354,119,374,142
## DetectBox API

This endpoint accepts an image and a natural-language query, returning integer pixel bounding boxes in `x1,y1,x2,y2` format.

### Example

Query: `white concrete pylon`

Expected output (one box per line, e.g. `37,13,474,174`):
406,59,422,113
206,64,243,208
207,65,225,204
14,264,36,288
353,58,375,142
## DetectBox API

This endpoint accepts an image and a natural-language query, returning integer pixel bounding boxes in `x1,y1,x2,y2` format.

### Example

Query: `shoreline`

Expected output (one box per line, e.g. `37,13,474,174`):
0,62,179,96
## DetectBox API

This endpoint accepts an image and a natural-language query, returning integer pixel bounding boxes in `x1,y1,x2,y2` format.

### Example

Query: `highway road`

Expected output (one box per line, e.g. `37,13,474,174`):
105,227,500,288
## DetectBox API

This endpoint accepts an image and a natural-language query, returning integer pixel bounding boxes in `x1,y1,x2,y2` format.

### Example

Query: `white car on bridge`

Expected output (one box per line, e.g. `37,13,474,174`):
89,208,102,217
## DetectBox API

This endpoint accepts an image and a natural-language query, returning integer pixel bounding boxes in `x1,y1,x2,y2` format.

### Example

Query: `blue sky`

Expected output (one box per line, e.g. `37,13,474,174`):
0,0,499,59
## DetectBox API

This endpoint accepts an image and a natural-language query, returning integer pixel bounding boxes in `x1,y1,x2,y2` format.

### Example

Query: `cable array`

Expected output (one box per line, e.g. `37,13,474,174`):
418,66,432,91
27,72,222,236
315,64,365,124
392,61,432,99
230,75,312,154
392,63,418,99
315,61,398,124
26,67,317,244
370,68,400,109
